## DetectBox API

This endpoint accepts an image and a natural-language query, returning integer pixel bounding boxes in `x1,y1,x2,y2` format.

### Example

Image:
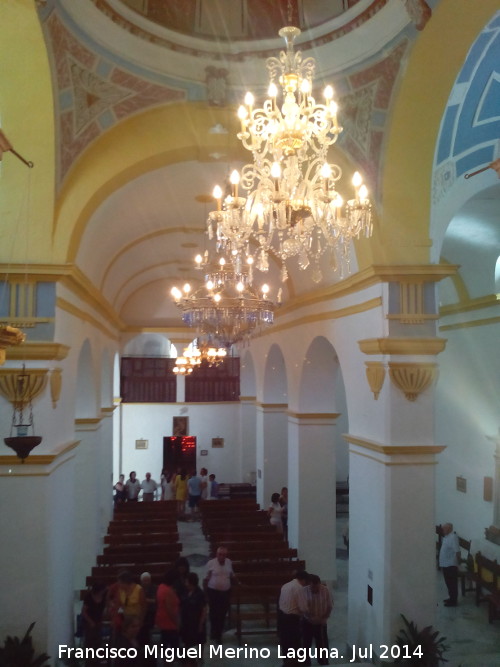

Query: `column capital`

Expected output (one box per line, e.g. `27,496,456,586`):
359,337,447,356
345,433,445,463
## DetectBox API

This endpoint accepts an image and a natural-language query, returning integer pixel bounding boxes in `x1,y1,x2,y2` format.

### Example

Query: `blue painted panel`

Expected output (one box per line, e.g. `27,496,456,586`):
436,105,459,165
476,75,500,123
455,145,494,177
36,282,56,317
457,32,494,84
0,285,9,317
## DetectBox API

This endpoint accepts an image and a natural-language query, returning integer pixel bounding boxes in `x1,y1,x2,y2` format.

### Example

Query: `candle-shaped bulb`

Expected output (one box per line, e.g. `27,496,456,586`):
268,82,278,98
244,91,254,107
271,162,281,179
352,171,363,188
324,85,334,100
262,283,269,296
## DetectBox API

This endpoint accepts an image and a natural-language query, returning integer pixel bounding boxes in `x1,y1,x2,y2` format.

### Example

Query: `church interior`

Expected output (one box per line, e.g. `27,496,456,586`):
1,0,500,663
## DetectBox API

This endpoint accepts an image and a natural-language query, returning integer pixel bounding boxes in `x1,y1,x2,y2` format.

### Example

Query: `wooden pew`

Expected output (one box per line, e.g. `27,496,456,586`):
472,552,500,621
97,547,181,566
232,586,278,644
104,533,179,545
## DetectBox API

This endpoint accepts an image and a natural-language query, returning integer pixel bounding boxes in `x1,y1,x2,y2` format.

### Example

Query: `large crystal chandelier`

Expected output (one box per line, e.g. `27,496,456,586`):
208,25,372,283
171,256,276,348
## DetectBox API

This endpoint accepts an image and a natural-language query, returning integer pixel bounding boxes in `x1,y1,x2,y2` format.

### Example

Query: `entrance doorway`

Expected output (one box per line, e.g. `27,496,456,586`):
163,436,197,473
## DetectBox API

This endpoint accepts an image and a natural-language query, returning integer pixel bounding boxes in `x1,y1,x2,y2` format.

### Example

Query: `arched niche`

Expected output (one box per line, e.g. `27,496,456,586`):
262,344,288,404
75,339,97,419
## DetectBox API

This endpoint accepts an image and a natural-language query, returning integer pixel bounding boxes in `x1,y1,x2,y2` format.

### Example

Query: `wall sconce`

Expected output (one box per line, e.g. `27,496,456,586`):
0,366,47,461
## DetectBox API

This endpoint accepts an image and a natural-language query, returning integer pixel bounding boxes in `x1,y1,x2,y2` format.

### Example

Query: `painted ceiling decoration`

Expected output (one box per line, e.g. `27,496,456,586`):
89,0,390,60
43,10,188,185
433,11,500,205
40,1,410,191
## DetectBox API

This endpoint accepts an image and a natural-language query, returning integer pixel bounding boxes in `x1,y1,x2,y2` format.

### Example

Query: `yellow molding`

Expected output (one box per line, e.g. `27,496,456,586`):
344,434,446,456
101,406,117,413
57,298,119,341
440,294,500,317
6,343,70,361
124,326,190,334
350,449,440,466
287,412,341,420
0,440,80,467
440,315,500,332
239,396,257,402
62,266,124,330
259,298,382,340
256,403,288,410
276,265,458,318
75,418,102,426
359,337,447,355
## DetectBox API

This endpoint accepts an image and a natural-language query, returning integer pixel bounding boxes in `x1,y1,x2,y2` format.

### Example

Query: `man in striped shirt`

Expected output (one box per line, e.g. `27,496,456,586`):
298,574,333,666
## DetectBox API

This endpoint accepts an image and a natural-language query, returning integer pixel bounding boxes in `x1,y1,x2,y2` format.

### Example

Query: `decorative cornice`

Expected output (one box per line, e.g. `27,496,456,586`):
359,337,447,356
0,440,80,468
75,417,102,427
6,342,70,361
276,265,458,318
344,434,446,456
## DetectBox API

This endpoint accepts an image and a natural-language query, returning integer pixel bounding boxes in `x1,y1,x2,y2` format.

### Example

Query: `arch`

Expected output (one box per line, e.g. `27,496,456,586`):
297,336,339,413
122,333,171,357
75,339,98,419
240,350,257,398
378,0,499,267
262,343,288,404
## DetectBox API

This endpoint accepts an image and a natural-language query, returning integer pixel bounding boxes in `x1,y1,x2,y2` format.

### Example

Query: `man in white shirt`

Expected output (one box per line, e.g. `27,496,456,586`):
141,472,158,502
125,471,141,502
278,570,309,664
204,546,235,643
439,522,460,606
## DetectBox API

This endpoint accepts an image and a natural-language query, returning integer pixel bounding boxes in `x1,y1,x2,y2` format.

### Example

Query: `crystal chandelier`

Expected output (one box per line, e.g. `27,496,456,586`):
171,256,276,348
172,341,228,374
208,26,372,283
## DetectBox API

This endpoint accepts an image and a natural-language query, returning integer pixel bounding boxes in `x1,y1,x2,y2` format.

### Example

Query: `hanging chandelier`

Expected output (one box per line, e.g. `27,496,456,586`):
171,256,276,348
208,25,372,283
172,341,228,374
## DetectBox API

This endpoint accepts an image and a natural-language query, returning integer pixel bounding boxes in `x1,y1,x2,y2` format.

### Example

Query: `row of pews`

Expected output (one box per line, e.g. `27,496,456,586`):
200,498,305,643
86,500,181,588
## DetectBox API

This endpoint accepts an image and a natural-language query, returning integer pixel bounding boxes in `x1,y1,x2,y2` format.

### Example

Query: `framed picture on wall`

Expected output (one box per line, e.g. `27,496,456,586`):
173,416,188,436
212,437,224,448
135,439,148,450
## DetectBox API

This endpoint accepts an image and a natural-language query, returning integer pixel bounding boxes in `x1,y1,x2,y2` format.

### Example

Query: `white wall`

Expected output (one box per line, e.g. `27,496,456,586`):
120,402,242,483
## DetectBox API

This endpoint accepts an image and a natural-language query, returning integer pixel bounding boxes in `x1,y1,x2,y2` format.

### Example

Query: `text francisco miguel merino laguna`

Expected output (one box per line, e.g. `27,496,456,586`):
59,643,422,662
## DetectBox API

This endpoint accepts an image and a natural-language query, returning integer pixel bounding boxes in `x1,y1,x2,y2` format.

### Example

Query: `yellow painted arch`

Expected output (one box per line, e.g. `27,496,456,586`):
372,0,500,267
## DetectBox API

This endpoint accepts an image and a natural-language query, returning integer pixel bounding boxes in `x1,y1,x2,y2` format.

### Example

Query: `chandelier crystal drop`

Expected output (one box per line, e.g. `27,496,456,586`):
171,256,277,348
208,26,372,283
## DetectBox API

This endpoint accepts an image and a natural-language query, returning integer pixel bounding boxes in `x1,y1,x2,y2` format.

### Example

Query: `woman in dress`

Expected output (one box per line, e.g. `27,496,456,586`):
174,469,189,518
268,492,284,534
160,468,173,501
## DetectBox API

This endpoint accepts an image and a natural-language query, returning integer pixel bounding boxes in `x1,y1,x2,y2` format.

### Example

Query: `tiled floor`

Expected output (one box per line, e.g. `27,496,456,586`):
180,513,500,666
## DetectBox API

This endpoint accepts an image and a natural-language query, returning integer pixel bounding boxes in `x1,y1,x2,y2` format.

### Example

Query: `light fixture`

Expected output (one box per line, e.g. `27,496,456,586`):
0,366,44,461
208,25,372,283
171,256,277,348
172,340,228,374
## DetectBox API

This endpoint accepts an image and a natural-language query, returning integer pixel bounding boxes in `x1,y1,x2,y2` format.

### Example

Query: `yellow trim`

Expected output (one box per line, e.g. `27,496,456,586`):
256,403,288,410
102,406,118,413
440,294,500,317
62,266,124,330
0,440,80,467
75,418,102,426
358,338,447,355
350,449,440,467
101,227,204,292
344,434,446,456
239,396,257,402
287,412,341,420
57,297,119,341
276,265,457,318
440,315,500,332
6,343,70,361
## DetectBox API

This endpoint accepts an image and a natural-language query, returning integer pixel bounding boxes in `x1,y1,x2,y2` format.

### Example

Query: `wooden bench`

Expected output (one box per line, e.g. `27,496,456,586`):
103,542,180,555
104,532,179,545
457,537,475,596
233,559,306,574
232,586,279,644
218,547,298,562
97,548,181,566
472,552,500,621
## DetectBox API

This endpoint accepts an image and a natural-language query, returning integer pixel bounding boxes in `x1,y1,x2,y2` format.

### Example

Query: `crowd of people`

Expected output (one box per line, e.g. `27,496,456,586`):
81,558,207,666
113,469,220,517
